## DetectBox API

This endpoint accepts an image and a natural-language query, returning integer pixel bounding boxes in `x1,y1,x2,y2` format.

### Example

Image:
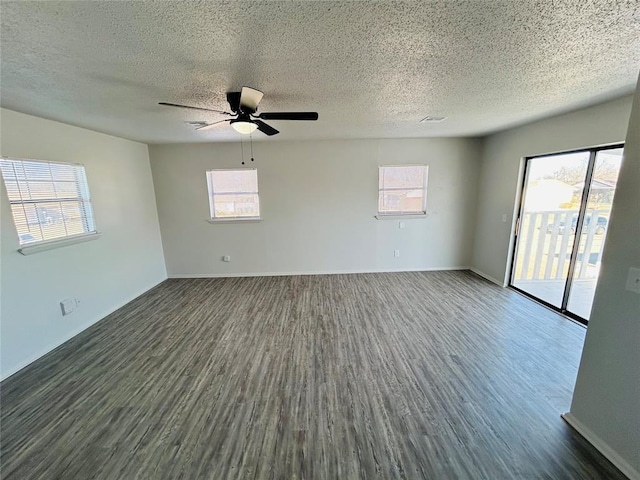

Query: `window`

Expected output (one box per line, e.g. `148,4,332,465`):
378,165,428,215
510,144,623,323
206,168,260,220
0,157,97,246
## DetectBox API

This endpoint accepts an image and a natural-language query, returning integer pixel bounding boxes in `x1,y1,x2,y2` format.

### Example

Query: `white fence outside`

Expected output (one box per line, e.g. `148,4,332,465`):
513,210,608,282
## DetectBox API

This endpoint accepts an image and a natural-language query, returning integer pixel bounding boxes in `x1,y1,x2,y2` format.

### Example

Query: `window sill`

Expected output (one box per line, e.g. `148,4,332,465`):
207,217,262,224
18,232,102,256
375,213,428,220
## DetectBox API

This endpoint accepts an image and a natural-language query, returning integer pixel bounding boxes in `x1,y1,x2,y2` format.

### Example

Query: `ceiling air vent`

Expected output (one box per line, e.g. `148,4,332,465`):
420,116,446,123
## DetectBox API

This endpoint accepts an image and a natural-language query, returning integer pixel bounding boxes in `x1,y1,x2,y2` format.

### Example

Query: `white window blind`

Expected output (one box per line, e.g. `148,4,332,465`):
206,169,260,220
0,158,97,246
378,165,428,215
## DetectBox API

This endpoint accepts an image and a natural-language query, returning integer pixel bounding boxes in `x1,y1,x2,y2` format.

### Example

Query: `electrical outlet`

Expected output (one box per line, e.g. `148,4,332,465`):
222,255,231,262
502,214,508,223
394,249,400,258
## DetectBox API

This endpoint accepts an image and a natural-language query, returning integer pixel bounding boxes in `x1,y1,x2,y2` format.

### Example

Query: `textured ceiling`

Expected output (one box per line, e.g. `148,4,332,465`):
1,1,639,143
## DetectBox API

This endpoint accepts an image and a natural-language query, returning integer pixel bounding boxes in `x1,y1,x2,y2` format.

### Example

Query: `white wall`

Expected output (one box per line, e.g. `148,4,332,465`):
149,138,480,276
0,109,167,380
471,95,633,284
564,79,640,478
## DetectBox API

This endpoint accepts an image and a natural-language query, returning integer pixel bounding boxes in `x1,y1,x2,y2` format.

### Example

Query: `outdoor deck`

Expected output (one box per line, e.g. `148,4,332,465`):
512,209,606,320
512,278,597,319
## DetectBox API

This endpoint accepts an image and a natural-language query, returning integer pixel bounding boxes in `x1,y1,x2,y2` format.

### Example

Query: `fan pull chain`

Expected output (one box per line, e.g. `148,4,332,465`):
250,134,255,162
240,137,245,165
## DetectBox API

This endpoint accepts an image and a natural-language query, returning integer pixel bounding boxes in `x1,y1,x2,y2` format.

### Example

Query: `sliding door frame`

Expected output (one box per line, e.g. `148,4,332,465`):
509,143,624,326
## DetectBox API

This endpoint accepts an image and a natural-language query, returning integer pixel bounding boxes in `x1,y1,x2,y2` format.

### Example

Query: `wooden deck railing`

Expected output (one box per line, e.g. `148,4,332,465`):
513,210,607,281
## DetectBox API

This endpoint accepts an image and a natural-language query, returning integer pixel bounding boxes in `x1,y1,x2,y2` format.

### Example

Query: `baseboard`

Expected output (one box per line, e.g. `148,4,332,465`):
468,267,505,287
562,412,640,480
168,266,470,279
0,276,167,382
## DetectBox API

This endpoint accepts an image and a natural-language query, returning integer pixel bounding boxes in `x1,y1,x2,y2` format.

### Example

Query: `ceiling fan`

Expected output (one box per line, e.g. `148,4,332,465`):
159,86,318,136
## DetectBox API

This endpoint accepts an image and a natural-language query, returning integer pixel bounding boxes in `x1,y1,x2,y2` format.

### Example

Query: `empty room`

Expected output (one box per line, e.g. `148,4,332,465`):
1,2,639,479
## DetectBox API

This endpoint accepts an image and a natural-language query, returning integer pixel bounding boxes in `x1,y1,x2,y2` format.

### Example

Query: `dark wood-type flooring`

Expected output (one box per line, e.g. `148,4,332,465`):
1,271,626,479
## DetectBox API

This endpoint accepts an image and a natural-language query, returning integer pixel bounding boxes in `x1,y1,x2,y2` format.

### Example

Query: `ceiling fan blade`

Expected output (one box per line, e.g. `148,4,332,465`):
159,102,232,116
257,112,318,121
253,119,279,136
239,87,264,113
195,119,231,131
226,92,241,113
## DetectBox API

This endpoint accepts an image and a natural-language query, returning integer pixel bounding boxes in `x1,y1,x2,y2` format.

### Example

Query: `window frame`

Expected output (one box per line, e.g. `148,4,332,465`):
377,164,429,217
206,168,261,222
0,156,100,254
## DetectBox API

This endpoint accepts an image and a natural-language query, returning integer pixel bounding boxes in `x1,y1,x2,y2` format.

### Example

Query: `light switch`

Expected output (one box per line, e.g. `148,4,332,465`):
60,298,76,316
502,214,507,223
625,267,640,294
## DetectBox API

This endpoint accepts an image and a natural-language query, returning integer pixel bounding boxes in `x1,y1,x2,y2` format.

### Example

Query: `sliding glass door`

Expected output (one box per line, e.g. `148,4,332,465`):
565,147,624,319
510,145,623,323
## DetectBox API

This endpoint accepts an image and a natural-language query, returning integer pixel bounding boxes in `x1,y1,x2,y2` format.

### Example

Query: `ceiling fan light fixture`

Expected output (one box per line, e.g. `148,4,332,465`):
231,119,258,134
